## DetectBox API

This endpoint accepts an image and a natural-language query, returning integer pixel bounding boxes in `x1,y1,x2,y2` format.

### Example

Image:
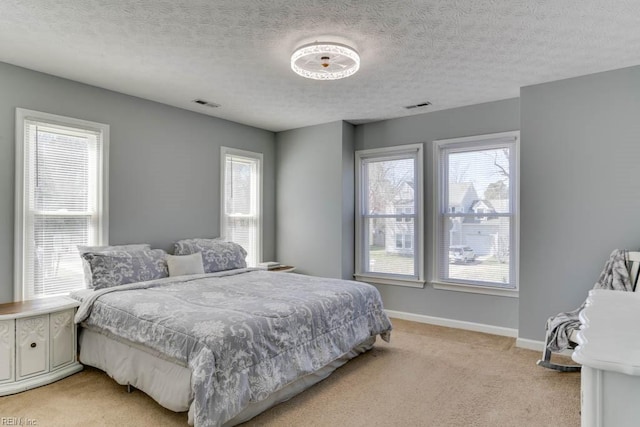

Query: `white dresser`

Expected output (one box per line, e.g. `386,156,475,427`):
572,289,640,427
0,296,83,396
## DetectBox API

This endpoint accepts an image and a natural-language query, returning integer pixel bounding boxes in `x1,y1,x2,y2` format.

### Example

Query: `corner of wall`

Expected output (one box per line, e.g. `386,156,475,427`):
341,121,356,279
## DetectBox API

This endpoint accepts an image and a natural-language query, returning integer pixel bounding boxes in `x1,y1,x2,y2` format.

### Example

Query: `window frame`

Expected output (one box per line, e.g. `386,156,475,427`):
354,143,425,288
14,108,109,301
432,131,519,298
220,146,263,267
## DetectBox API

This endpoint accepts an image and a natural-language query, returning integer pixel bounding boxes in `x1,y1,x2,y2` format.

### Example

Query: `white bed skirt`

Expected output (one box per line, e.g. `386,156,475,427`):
79,327,376,426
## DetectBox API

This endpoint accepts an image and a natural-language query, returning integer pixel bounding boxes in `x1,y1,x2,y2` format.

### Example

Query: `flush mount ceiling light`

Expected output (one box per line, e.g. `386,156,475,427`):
291,42,360,80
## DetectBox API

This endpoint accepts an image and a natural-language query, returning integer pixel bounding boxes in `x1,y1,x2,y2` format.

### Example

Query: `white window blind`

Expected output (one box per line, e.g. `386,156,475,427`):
355,144,424,287
434,131,519,292
15,109,108,300
221,147,262,267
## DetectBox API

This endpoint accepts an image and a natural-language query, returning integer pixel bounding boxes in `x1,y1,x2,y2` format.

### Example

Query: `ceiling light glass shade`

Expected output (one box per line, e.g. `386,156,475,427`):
291,42,360,80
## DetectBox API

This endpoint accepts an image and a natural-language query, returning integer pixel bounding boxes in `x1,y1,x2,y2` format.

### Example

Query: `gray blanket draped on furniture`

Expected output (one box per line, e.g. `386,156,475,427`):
545,249,632,352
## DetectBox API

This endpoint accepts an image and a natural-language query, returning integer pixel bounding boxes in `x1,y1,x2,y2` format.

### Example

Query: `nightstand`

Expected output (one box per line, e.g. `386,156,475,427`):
269,265,296,273
0,296,83,396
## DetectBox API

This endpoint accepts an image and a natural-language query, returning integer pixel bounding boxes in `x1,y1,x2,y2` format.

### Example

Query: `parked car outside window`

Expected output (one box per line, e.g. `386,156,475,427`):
449,245,475,263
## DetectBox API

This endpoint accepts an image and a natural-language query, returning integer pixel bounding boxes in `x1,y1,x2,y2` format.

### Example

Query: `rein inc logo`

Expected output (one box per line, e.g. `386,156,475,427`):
1,418,37,426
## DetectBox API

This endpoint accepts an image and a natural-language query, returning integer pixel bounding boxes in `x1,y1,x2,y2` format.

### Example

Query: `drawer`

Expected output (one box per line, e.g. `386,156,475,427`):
16,315,49,379
50,309,75,369
0,319,14,383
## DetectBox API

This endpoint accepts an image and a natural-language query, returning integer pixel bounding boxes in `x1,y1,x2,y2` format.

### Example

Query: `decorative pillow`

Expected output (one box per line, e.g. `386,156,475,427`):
166,253,205,277
173,238,247,273
81,249,169,290
172,238,222,254
78,244,152,288
77,243,151,255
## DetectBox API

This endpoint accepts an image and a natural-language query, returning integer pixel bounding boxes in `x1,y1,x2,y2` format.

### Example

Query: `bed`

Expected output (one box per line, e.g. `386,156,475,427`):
70,241,392,427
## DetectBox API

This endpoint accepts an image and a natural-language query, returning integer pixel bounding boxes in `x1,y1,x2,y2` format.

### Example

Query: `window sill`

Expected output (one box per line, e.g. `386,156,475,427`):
432,281,519,298
354,274,425,288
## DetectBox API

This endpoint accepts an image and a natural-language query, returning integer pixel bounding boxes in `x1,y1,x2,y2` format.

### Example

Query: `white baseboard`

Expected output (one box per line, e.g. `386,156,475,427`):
385,309,574,356
385,309,518,338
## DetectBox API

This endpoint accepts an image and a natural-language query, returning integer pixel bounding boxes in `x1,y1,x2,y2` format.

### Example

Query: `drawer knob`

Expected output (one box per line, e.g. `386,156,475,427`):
30,342,37,348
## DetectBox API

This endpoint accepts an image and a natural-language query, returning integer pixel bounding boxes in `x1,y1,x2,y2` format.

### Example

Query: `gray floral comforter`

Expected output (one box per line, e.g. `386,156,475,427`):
72,269,392,427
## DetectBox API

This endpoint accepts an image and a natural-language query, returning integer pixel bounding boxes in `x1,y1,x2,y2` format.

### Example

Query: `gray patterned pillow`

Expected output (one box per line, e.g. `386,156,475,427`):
78,244,152,288
81,249,169,290
173,238,247,273
77,243,151,255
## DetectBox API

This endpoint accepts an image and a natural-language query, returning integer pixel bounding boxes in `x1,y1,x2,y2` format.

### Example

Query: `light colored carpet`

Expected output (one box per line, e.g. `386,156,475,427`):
0,319,580,426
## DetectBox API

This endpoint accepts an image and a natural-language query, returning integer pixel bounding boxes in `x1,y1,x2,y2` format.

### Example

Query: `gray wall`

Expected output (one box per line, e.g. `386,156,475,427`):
352,66,640,337
519,66,640,340
5,59,639,340
354,99,521,329
276,121,354,279
0,62,276,304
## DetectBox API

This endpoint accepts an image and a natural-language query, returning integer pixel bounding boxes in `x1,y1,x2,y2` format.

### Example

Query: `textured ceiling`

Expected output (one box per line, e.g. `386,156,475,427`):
1,0,640,132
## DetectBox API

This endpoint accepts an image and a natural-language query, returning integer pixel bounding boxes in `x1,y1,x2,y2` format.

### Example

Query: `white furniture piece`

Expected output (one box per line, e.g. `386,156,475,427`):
538,251,640,372
572,289,640,427
0,296,82,396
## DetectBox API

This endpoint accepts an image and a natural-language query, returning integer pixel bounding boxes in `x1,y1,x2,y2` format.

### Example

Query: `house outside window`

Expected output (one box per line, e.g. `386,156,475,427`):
221,147,262,267
433,131,519,296
15,108,109,300
355,143,424,288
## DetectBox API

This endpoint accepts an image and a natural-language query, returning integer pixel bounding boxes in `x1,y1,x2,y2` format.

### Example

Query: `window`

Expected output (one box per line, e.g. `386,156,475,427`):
355,144,424,287
405,234,413,249
434,131,519,295
394,233,413,249
221,147,262,267
395,207,413,222
15,109,109,300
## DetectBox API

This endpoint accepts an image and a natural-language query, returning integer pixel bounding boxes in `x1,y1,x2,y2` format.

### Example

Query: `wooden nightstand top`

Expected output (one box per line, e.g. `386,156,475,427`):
269,265,295,273
0,296,80,319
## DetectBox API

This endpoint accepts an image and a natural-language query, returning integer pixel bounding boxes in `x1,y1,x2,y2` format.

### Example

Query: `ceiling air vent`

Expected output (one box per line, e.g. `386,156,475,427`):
405,101,431,109
192,99,221,108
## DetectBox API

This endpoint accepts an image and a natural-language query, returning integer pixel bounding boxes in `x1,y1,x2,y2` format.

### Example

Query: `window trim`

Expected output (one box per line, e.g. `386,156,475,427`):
431,131,519,297
354,143,425,288
14,108,109,301
220,146,263,267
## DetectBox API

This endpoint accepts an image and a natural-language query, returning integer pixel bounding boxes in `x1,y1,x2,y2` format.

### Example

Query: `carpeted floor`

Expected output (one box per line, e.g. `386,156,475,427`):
0,319,580,426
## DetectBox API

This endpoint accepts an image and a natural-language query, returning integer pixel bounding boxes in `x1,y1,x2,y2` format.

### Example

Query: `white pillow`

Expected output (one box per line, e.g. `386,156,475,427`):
167,253,205,277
